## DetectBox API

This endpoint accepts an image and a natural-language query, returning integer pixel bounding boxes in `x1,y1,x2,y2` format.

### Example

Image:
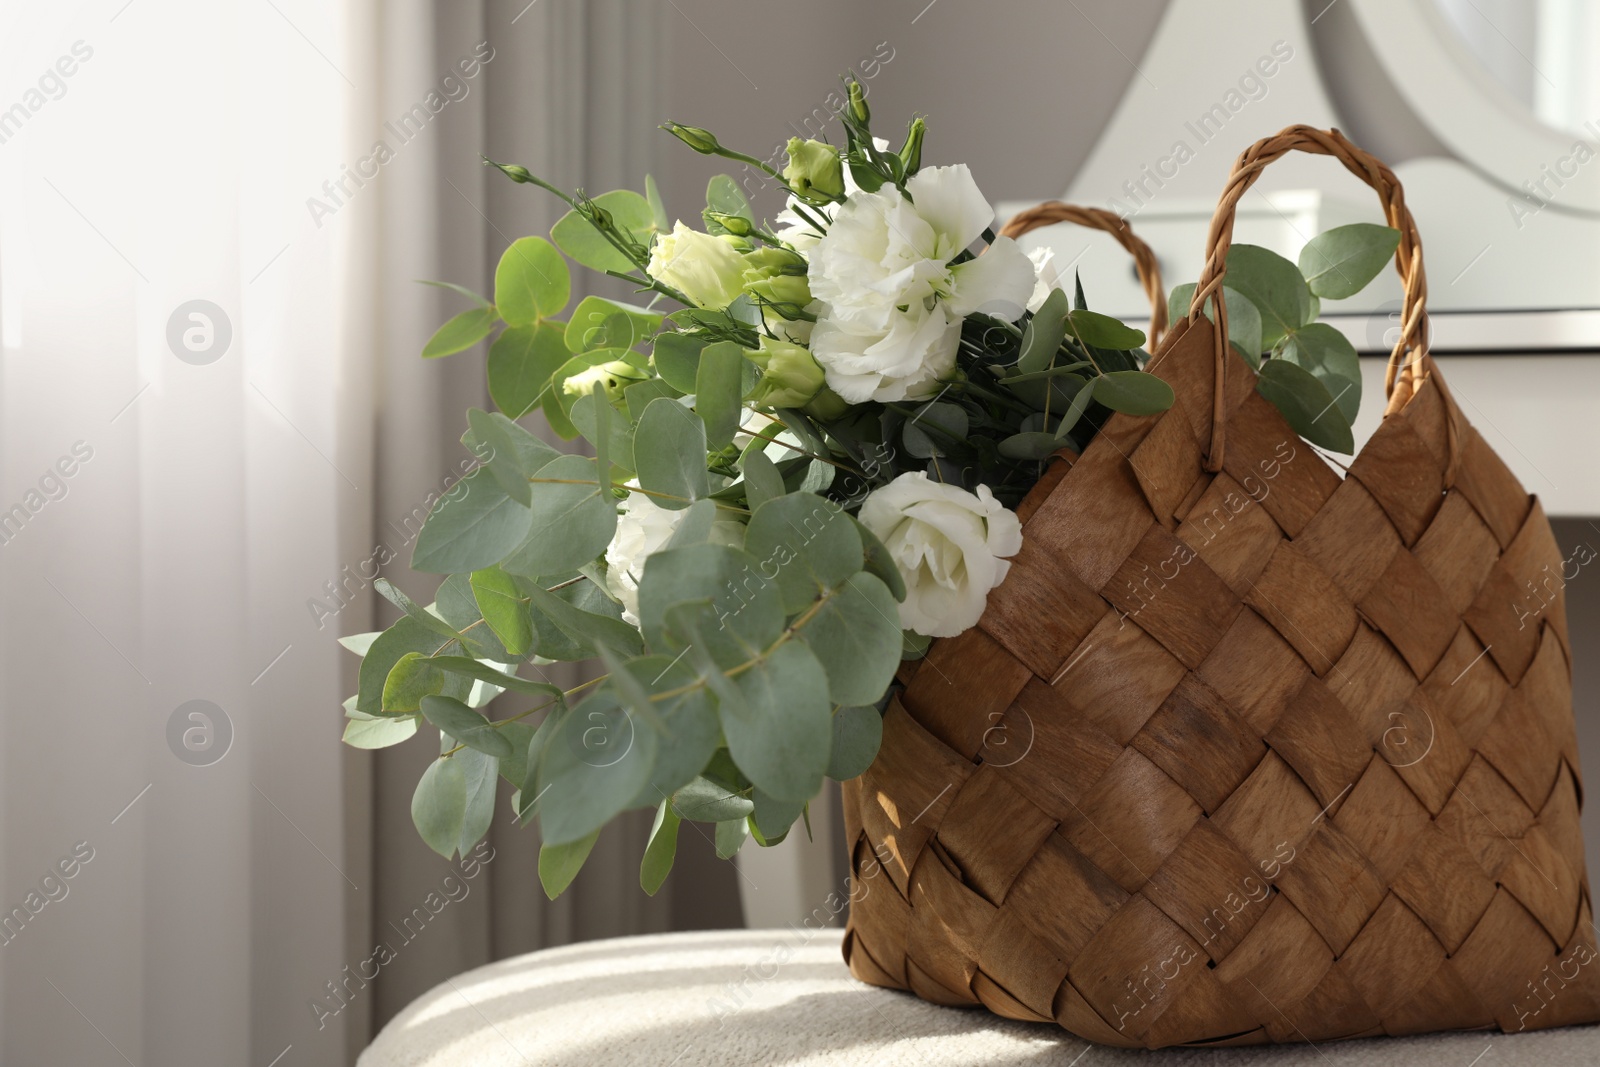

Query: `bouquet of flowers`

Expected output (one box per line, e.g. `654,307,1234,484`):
340,80,1397,896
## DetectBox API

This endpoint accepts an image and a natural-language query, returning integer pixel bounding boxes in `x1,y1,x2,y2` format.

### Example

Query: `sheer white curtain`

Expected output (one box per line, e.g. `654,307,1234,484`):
0,1,751,1064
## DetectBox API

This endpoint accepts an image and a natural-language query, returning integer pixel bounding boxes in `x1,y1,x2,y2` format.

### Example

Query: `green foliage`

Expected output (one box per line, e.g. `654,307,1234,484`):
423,307,498,358
1298,223,1401,300
494,237,570,326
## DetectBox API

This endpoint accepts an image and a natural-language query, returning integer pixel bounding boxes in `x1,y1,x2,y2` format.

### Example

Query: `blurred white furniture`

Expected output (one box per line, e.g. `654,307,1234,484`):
359,929,1599,1065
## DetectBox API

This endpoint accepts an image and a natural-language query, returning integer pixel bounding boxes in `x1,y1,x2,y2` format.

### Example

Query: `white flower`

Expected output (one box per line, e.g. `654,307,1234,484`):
647,221,746,310
807,164,1035,404
858,472,1023,638
1026,245,1068,313
604,489,744,625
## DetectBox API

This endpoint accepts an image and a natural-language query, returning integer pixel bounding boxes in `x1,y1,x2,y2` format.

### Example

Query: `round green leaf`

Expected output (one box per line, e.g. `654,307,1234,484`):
1279,322,1362,423
634,398,709,509
1256,358,1355,453
1224,245,1312,347
538,830,599,899
1298,223,1401,301
827,705,883,781
672,775,755,822
744,493,863,614
343,715,419,750
618,654,721,806
412,757,468,858
536,693,659,846
488,323,571,419
638,544,784,667
501,455,618,578
411,467,534,575
801,573,903,706
718,641,832,803
421,695,514,759
550,190,659,274
1091,371,1175,415
383,652,445,713
495,236,570,326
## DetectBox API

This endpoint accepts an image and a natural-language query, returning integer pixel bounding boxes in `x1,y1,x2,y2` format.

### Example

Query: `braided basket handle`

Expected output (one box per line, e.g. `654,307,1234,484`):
999,203,1168,348
1188,124,1461,474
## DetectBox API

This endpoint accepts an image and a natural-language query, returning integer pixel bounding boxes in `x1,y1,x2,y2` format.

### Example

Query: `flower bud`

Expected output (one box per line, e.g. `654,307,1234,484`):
741,246,812,313
563,360,646,405
646,221,747,310
746,337,825,409
660,122,722,155
899,117,926,174
487,161,534,183
704,211,753,237
848,81,870,124
783,138,846,205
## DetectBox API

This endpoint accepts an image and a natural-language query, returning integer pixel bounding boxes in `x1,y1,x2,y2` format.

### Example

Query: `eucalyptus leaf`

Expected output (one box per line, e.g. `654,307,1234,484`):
625,377,682,424
616,654,721,805
488,323,571,419
343,715,419,750
800,573,902,706
421,695,514,758
412,757,468,858
1091,371,1175,415
1298,223,1401,300
1067,309,1144,351
696,341,747,449
1256,358,1355,453
717,640,832,803
652,332,706,394
494,236,570,326
436,573,513,662
536,693,659,845
550,190,657,274
422,307,498,359
706,174,753,223
538,829,600,899
455,746,500,856
901,402,968,459
672,775,755,823
744,493,863,614
383,652,446,713
634,398,709,509
1224,245,1311,347
358,617,450,715
502,455,618,577
564,296,661,355
1017,288,1069,374
999,431,1064,461
470,566,534,658
751,789,806,842
638,544,784,667
373,578,462,642
640,801,681,895
411,468,533,575
427,656,563,700
715,817,749,859
827,705,883,780
1278,322,1362,423
740,448,785,511
645,174,670,232
852,517,906,603
523,580,644,658
466,408,538,505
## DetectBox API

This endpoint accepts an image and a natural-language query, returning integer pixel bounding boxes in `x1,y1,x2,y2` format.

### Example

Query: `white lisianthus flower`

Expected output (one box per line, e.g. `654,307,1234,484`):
604,488,744,625
647,221,746,310
859,472,1023,638
807,164,1036,404
1025,245,1068,313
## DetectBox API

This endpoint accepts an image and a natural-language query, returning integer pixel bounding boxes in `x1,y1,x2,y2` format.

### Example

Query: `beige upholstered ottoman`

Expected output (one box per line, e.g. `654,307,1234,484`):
359,929,1599,1065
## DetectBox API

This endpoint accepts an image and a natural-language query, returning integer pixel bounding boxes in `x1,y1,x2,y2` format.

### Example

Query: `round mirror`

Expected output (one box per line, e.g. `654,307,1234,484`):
1432,0,1600,139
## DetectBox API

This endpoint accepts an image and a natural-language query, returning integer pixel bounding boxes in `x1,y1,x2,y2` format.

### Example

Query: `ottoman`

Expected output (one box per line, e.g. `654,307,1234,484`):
359,929,1599,1065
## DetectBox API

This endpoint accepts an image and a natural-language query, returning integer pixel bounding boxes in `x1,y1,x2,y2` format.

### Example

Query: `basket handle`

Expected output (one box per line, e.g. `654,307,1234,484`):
1184,125,1460,475
999,203,1168,349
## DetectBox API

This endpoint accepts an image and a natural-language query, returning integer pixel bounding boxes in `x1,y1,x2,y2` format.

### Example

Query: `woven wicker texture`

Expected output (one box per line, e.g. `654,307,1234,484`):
840,126,1598,1049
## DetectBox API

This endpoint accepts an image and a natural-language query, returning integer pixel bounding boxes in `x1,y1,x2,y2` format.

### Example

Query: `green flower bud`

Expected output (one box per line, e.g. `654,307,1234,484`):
562,360,646,405
801,385,849,423
783,137,846,205
741,246,812,313
899,117,926,174
746,337,825,409
488,161,534,183
848,81,870,124
704,210,753,237
660,122,722,155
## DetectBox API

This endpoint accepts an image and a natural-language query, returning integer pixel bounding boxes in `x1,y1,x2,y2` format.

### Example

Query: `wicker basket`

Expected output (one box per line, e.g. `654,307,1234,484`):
840,126,1599,1048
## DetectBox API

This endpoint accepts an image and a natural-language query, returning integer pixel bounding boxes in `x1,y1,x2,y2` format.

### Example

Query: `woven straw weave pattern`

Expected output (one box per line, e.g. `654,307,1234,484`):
840,130,1597,1049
